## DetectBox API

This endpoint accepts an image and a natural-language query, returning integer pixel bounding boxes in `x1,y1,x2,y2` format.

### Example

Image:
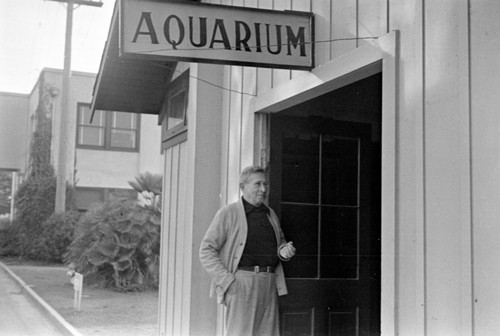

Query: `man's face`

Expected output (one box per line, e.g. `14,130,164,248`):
242,172,268,207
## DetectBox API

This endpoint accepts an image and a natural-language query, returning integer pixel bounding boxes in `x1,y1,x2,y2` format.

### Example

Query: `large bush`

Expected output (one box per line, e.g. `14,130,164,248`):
13,175,74,260
65,198,161,291
0,225,19,257
33,211,81,263
14,176,57,258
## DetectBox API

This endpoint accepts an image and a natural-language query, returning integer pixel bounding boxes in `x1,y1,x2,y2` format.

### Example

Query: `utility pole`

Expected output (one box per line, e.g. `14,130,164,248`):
50,0,103,213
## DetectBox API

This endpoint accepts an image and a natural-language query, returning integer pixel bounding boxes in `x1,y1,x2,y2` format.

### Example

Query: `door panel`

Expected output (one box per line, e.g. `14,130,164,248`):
321,206,358,279
270,115,380,336
328,309,358,336
282,309,314,336
281,135,320,204
321,136,359,206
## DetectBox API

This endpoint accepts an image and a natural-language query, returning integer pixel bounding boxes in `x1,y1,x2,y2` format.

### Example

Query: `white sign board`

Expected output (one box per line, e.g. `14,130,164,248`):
120,0,314,70
71,272,83,311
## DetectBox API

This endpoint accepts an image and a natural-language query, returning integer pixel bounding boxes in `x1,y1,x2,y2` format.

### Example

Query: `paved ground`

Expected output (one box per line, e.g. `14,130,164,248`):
0,266,64,336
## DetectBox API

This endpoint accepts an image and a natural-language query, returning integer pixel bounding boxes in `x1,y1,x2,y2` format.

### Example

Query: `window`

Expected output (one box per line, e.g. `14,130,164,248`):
75,187,138,212
166,90,187,132
77,104,140,151
161,70,189,148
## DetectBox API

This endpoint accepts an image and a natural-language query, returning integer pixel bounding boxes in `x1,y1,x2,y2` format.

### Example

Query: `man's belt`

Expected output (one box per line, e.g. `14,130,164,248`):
238,266,275,273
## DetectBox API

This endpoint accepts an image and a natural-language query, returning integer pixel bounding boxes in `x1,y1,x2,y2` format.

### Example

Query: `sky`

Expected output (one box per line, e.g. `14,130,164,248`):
0,0,116,94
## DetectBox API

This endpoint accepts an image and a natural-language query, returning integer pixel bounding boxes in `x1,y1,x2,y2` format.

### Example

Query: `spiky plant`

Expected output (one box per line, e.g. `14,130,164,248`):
128,172,162,213
65,198,160,291
128,171,162,194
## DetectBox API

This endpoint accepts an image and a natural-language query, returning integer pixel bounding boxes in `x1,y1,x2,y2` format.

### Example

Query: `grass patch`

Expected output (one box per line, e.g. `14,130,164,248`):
2,258,158,336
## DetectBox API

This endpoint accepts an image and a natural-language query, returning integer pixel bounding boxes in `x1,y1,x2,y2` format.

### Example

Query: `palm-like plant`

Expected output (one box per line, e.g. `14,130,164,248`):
65,199,160,291
65,172,163,291
128,172,162,213
128,172,162,195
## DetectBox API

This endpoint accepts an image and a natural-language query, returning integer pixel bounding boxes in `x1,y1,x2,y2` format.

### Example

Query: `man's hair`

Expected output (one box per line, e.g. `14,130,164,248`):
239,165,266,189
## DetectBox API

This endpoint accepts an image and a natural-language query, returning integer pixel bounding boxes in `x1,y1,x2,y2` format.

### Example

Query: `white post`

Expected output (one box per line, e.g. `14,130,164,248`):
71,272,83,311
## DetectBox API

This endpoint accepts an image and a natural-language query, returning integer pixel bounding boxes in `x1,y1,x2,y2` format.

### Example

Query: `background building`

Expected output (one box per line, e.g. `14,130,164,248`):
0,68,163,213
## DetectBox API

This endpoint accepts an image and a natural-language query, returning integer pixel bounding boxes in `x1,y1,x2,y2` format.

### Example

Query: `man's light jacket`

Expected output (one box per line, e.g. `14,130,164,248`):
199,198,289,304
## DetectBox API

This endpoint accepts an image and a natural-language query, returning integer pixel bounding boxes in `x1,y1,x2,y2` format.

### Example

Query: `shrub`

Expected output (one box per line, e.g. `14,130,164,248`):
13,175,75,260
0,224,20,257
65,198,160,291
32,211,81,263
14,176,57,259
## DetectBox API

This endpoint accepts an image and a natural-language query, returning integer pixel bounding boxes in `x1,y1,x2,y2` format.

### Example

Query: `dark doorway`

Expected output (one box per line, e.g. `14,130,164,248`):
269,73,382,336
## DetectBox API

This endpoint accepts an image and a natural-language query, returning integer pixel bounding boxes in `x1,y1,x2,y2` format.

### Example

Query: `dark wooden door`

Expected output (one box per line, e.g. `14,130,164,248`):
269,115,381,336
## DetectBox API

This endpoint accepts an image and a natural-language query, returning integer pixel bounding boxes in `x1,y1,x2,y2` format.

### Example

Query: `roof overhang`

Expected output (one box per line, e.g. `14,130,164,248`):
90,1,176,116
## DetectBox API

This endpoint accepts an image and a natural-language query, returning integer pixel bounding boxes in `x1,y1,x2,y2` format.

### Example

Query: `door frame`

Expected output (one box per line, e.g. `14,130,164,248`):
250,30,399,335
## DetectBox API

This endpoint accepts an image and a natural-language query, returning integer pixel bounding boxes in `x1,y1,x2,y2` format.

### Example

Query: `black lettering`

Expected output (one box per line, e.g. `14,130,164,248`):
132,12,158,44
266,24,282,55
235,21,251,51
209,19,231,50
254,23,262,52
286,26,307,56
164,15,185,50
189,16,207,48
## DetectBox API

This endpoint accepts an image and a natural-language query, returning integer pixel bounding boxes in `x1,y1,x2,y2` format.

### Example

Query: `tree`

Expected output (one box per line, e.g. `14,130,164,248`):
10,78,75,258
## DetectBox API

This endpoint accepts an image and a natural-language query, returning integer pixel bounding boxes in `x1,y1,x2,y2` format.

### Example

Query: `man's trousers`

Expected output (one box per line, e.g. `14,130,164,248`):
224,269,280,336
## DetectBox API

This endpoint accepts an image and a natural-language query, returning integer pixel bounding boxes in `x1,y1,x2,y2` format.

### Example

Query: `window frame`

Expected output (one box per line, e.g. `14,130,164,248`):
76,103,141,152
74,186,138,212
160,70,189,149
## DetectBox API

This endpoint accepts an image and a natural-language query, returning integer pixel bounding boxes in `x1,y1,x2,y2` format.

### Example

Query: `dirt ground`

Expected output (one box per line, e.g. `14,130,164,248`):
2,258,158,336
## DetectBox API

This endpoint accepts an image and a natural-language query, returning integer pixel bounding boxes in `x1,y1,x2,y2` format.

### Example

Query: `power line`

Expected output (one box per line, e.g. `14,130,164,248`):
154,63,258,97
133,36,379,54
146,36,379,97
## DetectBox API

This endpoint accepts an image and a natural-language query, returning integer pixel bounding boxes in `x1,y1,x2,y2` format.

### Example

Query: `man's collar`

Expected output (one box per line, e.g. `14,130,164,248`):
242,197,269,214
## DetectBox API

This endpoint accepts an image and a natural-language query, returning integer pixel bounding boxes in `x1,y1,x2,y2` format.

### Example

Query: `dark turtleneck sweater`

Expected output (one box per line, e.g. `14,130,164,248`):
238,197,279,268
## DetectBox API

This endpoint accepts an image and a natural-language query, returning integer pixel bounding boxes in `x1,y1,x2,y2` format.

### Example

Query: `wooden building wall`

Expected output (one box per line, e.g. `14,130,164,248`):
208,0,389,201
469,2,500,335
159,63,223,336
158,0,500,335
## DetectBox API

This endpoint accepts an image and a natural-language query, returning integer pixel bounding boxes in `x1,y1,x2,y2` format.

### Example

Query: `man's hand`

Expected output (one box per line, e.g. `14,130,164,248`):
279,241,296,259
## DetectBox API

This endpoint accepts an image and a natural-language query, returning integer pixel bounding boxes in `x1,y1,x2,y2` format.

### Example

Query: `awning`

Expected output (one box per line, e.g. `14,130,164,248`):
89,0,176,118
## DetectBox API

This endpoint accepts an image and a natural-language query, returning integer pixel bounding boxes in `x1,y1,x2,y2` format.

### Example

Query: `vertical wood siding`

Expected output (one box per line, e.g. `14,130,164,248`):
159,142,189,336
158,62,225,336
423,1,470,334
470,1,500,334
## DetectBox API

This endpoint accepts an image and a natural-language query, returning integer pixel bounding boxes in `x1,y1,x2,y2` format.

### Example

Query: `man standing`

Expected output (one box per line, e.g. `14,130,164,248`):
199,165,296,336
